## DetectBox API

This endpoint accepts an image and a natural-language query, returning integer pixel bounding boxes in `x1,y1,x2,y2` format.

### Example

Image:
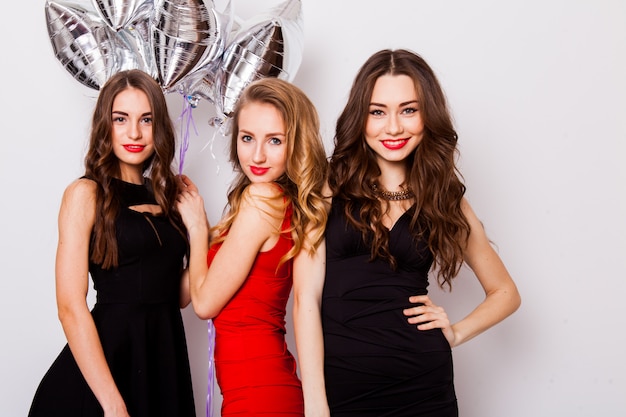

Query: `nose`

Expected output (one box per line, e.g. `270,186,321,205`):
252,142,266,164
385,113,403,135
127,121,142,140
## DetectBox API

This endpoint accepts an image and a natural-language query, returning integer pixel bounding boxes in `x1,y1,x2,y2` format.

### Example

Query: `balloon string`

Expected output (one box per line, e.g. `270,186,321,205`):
200,126,221,175
178,95,199,174
206,319,216,417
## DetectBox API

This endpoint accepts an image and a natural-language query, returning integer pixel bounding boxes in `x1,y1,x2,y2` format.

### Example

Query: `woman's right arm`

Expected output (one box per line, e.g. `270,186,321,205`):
55,179,130,417
177,176,283,319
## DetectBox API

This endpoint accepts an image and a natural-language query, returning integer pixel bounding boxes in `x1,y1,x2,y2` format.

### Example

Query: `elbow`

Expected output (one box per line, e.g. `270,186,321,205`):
503,284,522,316
56,301,86,329
57,306,71,325
512,288,522,313
486,283,522,318
192,299,219,320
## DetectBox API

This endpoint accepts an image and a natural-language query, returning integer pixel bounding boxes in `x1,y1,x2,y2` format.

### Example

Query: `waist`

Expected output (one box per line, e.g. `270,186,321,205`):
96,294,178,304
215,332,289,361
94,280,180,304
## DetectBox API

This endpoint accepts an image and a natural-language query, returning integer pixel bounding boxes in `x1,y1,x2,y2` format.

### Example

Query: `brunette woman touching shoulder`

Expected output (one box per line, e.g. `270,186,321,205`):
28,70,195,417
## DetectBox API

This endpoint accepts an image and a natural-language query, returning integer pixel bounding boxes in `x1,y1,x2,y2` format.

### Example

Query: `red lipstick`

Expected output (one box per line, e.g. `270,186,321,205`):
381,139,409,150
123,145,145,153
250,166,270,176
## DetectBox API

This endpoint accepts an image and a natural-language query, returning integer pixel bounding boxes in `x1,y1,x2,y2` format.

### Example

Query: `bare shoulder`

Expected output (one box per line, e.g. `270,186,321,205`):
60,178,97,223
241,183,286,222
460,197,482,228
63,178,97,202
244,182,283,199
243,183,284,206
460,197,493,254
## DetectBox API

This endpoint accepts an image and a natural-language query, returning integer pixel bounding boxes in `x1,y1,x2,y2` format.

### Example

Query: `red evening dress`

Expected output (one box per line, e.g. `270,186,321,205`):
209,203,304,416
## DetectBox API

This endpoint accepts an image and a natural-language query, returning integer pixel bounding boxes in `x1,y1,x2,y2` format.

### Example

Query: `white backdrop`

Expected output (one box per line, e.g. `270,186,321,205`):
1,0,625,416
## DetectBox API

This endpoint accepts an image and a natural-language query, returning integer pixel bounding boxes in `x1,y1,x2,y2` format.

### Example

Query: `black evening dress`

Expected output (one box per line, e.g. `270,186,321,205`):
28,178,196,417
322,199,458,417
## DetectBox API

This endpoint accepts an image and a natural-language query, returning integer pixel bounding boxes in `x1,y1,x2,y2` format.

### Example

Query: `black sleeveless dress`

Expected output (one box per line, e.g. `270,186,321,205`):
28,178,196,417
322,199,458,416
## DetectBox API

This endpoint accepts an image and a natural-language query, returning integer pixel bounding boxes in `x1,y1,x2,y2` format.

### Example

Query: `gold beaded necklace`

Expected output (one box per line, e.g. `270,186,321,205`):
371,183,415,201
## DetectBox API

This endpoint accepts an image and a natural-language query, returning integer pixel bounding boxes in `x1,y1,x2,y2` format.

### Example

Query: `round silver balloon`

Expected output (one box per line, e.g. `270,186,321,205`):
45,0,117,90
151,0,224,92
91,0,154,32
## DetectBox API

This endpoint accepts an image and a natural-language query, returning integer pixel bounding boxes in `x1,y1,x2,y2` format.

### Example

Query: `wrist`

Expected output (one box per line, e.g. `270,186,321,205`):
186,222,210,236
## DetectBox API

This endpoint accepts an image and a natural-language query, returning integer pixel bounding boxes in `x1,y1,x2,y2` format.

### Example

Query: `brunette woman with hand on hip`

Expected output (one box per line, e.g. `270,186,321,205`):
320,49,521,416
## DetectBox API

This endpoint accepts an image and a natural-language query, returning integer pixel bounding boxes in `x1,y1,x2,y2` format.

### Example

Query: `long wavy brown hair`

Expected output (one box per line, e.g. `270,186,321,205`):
214,78,328,263
329,49,470,289
85,69,185,269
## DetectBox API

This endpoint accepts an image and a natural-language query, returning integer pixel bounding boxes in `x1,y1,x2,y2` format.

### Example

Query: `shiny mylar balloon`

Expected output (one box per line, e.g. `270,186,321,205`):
45,0,116,90
214,0,304,120
113,16,157,78
184,0,234,104
91,0,153,32
151,0,224,92
44,0,305,145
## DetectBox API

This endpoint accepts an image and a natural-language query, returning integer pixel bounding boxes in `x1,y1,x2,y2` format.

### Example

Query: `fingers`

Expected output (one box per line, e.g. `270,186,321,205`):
176,184,201,203
408,294,430,304
403,296,450,331
402,294,431,316
179,174,199,192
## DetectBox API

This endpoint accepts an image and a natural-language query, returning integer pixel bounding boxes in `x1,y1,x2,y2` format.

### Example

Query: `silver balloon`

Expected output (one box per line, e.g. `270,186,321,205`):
91,0,154,32
185,65,219,103
152,0,224,92
184,0,233,103
214,0,303,119
45,0,117,90
113,16,157,78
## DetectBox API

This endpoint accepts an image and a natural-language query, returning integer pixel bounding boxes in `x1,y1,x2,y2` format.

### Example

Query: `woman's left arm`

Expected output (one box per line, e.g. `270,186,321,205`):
293,238,329,417
405,198,521,347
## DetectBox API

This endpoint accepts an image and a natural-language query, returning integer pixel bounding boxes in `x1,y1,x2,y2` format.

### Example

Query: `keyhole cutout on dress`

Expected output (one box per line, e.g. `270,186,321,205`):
128,204,162,216
128,204,163,246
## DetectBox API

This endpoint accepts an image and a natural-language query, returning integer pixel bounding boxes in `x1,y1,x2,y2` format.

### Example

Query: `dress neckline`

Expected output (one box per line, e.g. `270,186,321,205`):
387,204,415,232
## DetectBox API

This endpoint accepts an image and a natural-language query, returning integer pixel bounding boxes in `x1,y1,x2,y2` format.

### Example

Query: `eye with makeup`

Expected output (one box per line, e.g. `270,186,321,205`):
368,107,385,117
404,105,419,113
269,137,283,145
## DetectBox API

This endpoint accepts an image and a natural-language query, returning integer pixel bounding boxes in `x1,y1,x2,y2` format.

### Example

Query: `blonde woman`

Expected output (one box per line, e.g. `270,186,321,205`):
177,78,329,416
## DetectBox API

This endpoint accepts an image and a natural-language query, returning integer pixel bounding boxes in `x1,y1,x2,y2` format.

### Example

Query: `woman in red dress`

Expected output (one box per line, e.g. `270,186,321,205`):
177,78,330,416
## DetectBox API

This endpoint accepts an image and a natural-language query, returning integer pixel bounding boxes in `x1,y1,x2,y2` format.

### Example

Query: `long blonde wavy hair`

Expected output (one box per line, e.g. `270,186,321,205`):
213,78,328,262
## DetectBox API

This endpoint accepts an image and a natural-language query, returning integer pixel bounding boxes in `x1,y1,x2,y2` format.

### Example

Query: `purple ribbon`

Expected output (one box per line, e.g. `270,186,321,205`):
177,94,199,174
206,319,216,417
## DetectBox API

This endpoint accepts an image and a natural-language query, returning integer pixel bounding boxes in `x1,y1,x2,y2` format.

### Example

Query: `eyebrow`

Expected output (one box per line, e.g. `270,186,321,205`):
239,128,286,137
111,110,152,117
369,100,419,107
